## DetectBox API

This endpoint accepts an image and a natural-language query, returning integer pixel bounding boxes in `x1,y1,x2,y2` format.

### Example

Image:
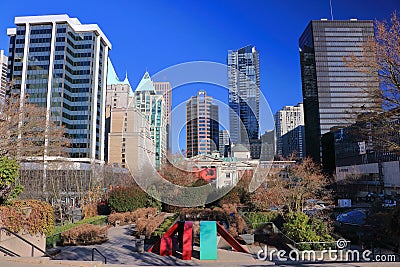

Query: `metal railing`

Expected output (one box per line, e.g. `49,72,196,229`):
0,227,53,258
92,247,107,264
0,245,20,257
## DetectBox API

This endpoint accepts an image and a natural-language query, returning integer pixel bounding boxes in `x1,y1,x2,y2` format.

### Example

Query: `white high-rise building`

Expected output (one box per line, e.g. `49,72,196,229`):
274,103,305,158
6,15,112,200
0,50,7,110
7,14,111,162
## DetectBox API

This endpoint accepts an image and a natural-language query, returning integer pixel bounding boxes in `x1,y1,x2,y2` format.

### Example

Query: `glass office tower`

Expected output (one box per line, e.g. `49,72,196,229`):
7,15,111,161
228,45,260,158
299,19,379,162
154,81,172,152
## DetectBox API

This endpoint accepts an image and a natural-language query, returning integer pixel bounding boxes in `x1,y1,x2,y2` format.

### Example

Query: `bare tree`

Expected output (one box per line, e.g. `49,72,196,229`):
0,94,69,158
346,12,400,152
251,158,332,213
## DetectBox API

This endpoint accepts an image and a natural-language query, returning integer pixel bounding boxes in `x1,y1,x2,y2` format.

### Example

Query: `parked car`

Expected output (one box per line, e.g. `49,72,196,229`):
382,199,397,208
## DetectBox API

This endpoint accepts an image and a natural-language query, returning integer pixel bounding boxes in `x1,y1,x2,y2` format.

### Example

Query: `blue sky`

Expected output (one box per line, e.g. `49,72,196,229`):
0,0,398,152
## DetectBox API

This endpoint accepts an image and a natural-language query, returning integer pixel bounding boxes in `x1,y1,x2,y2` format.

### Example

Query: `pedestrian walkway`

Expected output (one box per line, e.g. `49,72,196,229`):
54,225,189,265
54,224,274,265
52,225,399,266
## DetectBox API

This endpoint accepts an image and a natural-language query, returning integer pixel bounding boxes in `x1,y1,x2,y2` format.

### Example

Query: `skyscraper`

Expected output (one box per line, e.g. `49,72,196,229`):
105,58,132,163
134,72,166,169
154,81,172,151
260,130,275,160
274,103,305,158
299,19,379,162
7,14,111,162
186,91,219,158
0,50,7,110
228,45,260,158
218,130,231,157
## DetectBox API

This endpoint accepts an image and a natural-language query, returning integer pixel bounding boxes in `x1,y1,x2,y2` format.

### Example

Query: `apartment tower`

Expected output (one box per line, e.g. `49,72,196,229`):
274,103,305,158
186,90,219,158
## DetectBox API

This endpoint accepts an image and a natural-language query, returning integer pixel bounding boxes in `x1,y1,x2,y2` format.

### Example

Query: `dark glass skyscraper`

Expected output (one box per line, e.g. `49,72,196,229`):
299,19,379,163
228,45,260,158
7,15,111,161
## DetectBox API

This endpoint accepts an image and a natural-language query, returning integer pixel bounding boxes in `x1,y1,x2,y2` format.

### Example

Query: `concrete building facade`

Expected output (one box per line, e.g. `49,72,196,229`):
274,103,305,158
186,90,219,158
108,105,155,173
322,122,400,198
105,59,132,162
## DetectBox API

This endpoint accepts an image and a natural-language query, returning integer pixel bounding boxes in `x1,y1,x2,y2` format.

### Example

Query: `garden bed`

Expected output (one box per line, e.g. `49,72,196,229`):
61,224,108,246
46,215,107,247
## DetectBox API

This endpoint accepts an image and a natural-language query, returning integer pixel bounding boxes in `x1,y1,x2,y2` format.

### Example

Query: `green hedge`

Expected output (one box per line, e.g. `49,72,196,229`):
242,211,280,228
154,213,179,237
46,215,107,246
107,186,147,212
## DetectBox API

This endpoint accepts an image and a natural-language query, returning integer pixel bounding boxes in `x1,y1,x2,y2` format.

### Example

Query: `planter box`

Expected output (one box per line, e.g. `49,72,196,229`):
240,234,254,245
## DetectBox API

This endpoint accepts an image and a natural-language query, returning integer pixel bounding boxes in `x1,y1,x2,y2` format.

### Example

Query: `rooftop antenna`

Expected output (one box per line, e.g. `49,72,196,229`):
329,0,334,20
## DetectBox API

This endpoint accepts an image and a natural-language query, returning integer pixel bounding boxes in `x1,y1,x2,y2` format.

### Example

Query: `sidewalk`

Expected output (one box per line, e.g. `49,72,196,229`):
54,224,274,266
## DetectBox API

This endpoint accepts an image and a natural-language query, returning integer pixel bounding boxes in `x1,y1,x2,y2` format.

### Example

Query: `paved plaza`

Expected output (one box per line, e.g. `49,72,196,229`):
2,224,398,266
47,225,399,266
